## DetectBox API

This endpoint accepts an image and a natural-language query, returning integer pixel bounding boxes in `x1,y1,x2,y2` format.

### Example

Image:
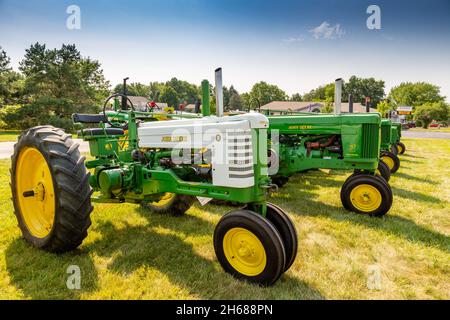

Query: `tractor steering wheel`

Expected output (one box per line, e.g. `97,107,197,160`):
103,93,135,128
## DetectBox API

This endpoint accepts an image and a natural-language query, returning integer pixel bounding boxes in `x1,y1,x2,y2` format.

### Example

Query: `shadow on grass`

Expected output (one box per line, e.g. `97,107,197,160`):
5,238,98,299
391,186,443,203
394,172,436,184
83,212,324,300
275,182,450,254
400,154,425,159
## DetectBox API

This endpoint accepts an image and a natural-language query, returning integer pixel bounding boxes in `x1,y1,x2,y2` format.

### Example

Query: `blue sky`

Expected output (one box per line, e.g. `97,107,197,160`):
1,0,449,99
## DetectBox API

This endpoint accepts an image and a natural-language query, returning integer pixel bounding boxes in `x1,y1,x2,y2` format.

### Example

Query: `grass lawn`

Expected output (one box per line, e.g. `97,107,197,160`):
0,130,20,142
0,138,448,299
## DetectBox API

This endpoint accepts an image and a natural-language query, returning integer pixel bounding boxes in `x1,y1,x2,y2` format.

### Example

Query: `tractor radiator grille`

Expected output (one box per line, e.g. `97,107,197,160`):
381,124,391,145
227,131,254,179
361,124,379,158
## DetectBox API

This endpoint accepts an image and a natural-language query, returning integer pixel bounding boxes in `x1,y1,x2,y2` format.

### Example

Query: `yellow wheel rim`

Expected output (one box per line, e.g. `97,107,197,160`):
150,193,176,207
398,144,404,154
381,156,395,170
15,147,55,238
223,227,267,276
350,184,382,213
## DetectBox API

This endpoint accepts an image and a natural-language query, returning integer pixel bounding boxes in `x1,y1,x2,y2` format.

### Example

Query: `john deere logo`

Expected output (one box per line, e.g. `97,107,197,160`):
161,136,187,142
288,125,312,130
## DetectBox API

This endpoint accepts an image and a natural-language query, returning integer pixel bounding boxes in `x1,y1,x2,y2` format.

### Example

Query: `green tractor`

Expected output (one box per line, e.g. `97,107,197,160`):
391,122,406,155
380,119,401,173
267,112,392,217
9,70,297,286
264,79,392,217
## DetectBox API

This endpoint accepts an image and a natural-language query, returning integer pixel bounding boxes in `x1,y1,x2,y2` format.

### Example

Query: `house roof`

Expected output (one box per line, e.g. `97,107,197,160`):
260,101,377,113
260,101,324,111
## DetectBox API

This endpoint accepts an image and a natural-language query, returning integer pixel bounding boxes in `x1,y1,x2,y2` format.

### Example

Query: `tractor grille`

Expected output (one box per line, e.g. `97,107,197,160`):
227,131,254,179
361,124,379,158
381,124,391,145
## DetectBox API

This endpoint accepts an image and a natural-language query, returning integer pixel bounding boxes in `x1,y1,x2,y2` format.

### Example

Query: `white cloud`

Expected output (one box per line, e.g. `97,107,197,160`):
310,21,345,39
282,36,305,43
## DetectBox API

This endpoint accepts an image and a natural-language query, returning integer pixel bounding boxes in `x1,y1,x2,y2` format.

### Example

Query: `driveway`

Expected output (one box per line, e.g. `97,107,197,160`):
402,131,450,139
0,139,90,159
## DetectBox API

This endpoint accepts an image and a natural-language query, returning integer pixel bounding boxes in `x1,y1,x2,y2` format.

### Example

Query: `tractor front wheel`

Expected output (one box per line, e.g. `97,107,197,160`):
214,209,286,286
376,161,391,182
11,126,93,252
265,203,298,272
340,174,392,217
140,193,195,216
380,151,400,173
397,142,406,155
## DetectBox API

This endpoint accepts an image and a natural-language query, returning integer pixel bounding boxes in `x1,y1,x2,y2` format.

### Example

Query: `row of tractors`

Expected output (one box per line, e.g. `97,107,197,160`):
10,69,405,286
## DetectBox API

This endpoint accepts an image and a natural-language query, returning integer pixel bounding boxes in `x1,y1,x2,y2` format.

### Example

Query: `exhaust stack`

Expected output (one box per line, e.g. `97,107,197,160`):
348,94,353,113
334,78,343,115
215,68,224,117
201,80,210,116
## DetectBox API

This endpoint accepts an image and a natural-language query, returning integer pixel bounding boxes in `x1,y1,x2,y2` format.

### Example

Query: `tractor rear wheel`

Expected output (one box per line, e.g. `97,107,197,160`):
140,193,195,216
397,142,406,155
11,126,93,252
380,151,400,173
214,209,286,286
340,174,392,217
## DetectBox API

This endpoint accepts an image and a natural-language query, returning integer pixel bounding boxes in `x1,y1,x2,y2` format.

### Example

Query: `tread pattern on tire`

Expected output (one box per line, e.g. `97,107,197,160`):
214,209,286,286
11,126,93,253
340,174,392,217
380,151,401,173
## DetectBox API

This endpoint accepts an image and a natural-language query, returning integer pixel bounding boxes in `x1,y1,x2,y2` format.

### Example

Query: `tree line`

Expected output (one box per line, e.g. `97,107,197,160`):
0,43,448,130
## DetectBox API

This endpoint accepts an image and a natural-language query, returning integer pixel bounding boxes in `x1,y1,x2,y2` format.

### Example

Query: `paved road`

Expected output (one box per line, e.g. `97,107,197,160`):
0,139,90,159
402,131,450,139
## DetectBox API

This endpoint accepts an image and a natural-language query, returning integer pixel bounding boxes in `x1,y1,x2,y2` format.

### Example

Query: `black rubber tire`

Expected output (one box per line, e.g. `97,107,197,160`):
397,142,406,155
11,126,93,253
140,193,195,216
380,151,400,174
265,203,298,273
271,176,289,187
340,174,392,217
377,161,391,182
390,144,398,156
214,210,286,286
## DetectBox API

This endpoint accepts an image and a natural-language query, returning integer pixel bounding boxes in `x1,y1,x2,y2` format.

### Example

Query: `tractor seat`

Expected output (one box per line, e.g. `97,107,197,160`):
77,128,125,137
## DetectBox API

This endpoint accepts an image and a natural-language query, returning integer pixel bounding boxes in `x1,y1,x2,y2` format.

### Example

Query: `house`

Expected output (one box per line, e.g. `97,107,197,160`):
260,101,324,113
116,96,168,111
260,101,377,114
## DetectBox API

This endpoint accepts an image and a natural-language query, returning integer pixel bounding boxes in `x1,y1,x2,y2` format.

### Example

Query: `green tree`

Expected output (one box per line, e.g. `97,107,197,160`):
303,83,334,102
376,100,392,118
0,47,25,106
290,93,302,101
229,93,242,111
248,81,287,107
20,43,109,105
414,102,449,128
343,76,385,107
3,43,110,130
159,86,178,108
165,77,200,104
113,82,150,97
389,82,445,108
